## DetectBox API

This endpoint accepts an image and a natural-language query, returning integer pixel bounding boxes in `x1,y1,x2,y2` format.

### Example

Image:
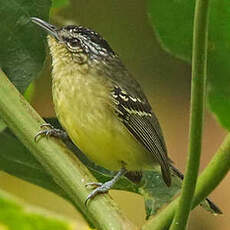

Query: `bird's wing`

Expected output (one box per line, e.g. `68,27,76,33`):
110,84,171,186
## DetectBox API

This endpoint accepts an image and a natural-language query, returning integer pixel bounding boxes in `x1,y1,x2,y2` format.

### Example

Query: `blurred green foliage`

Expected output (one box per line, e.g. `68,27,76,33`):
0,119,6,133
24,82,35,102
148,0,230,131
0,0,51,93
52,0,69,8
0,189,76,230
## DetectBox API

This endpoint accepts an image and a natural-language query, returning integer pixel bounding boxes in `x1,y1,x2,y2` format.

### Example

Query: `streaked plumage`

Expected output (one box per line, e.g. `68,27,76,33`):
46,23,172,186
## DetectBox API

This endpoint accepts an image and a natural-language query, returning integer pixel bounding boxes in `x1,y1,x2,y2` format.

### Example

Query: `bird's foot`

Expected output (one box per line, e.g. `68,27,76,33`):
34,123,68,142
85,167,127,206
85,180,115,206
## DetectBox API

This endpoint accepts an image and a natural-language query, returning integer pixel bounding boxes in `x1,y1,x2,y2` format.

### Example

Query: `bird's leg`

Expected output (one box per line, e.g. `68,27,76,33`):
85,167,127,205
34,123,68,142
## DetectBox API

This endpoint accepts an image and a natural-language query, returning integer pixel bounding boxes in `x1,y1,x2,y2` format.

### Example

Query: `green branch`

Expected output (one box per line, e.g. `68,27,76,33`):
169,0,210,229
142,133,230,230
0,69,137,230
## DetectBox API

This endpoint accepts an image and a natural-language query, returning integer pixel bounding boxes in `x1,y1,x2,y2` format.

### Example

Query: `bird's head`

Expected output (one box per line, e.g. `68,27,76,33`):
31,17,115,65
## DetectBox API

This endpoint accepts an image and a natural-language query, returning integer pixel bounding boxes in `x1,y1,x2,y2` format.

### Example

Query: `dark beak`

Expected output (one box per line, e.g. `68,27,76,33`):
31,17,59,40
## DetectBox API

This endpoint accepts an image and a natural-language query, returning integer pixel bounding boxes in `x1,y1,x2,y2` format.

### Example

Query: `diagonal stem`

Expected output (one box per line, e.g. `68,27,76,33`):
0,69,137,230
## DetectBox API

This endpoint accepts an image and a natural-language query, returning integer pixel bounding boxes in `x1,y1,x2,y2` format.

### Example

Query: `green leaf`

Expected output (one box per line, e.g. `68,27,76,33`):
0,189,82,230
140,171,181,219
148,0,194,62
0,0,51,93
23,82,35,102
0,119,6,133
148,0,230,131
52,0,69,8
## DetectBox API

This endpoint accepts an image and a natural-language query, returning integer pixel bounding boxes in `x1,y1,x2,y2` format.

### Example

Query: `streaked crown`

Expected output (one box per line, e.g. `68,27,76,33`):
31,17,115,60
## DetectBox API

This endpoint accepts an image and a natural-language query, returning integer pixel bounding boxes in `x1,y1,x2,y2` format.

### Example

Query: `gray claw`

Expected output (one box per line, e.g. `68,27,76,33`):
34,129,47,142
34,123,65,142
85,182,103,188
84,168,126,206
85,180,115,206
40,123,54,129
85,183,110,206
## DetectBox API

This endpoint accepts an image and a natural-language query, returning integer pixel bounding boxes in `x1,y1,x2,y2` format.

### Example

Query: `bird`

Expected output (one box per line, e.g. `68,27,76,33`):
31,17,222,213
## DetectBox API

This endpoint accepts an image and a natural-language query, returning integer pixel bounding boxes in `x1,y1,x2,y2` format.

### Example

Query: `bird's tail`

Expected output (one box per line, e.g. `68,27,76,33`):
170,164,223,215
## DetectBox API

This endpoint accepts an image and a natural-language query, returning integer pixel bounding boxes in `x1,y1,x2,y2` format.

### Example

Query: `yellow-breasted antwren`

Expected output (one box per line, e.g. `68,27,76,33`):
31,17,222,212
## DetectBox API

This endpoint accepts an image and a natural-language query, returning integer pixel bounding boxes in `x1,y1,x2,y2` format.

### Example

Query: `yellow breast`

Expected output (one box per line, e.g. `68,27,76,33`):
49,36,156,171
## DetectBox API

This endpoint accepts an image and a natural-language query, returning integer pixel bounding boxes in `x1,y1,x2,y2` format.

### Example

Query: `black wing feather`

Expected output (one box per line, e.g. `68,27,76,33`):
126,114,171,186
111,85,171,186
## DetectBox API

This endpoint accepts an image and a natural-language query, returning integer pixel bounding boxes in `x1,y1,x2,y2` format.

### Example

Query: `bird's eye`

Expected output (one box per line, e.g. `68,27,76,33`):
67,39,80,49
70,40,79,47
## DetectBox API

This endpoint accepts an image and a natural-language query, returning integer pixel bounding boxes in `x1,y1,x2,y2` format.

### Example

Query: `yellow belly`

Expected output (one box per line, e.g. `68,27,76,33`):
51,62,156,171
